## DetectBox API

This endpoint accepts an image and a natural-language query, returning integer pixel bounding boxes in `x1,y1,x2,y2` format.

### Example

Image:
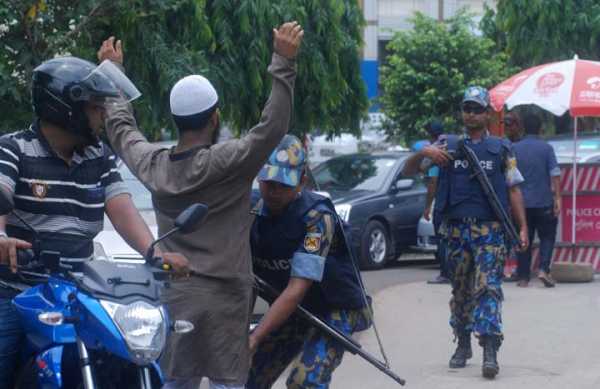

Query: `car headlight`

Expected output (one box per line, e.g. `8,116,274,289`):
100,300,167,365
334,204,352,222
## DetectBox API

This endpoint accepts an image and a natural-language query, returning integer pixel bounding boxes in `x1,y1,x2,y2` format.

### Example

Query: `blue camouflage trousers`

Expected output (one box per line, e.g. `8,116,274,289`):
247,307,371,389
444,221,506,338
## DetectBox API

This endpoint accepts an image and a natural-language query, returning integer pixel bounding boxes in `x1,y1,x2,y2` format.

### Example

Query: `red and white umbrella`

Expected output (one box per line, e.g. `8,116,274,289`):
490,56,600,247
491,56,600,116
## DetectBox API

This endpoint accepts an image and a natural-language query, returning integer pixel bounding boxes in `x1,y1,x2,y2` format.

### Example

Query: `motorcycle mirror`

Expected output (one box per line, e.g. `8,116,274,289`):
145,203,209,262
0,186,14,215
174,203,208,234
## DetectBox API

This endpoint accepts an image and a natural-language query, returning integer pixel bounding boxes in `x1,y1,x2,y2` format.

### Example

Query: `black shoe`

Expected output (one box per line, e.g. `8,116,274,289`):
538,271,556,288
481,335,501,379
449,333,472,368
427,275,450,284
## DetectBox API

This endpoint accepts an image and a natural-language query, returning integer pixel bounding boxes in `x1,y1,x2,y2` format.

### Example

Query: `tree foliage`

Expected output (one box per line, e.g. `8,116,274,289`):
482,1,600,134
484,0,600,67
0,0,368,138
379,12,515,144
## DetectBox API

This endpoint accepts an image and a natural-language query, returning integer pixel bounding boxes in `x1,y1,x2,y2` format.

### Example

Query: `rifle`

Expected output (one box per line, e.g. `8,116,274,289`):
254,275,406,386
457,139,521,247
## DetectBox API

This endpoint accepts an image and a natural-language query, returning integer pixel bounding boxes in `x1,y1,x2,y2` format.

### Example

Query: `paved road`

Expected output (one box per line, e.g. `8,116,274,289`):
333,276,600,389
200,259,440,389
362,258,438,294
256,263,600,389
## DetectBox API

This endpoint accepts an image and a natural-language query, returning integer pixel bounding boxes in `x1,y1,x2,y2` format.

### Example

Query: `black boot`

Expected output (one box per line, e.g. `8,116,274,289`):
481,335,501,379
449,332,472,368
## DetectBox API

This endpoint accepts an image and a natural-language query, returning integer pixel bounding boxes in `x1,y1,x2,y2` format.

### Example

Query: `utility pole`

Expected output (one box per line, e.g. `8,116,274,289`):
438,0,444,21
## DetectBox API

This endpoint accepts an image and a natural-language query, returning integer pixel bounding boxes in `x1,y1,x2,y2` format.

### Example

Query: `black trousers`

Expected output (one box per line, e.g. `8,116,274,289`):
516,206,558,280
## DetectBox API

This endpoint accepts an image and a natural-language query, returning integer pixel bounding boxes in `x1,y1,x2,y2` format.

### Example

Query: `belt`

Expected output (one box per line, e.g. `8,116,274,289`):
447,217,498,224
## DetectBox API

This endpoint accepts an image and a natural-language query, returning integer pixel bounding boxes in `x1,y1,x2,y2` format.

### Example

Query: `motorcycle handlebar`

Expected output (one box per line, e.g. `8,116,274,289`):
0,249,38,271
17,249,35,267
149,257,172,272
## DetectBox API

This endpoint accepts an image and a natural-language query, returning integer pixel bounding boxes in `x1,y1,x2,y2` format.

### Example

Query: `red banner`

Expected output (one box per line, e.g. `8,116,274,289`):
561,195,600,242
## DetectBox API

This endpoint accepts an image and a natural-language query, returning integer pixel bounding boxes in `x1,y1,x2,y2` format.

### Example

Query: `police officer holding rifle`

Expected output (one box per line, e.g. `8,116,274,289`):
403,86,529,380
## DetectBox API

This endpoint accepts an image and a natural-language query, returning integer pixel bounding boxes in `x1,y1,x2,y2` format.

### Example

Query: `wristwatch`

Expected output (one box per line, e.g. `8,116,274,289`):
0,231,7,238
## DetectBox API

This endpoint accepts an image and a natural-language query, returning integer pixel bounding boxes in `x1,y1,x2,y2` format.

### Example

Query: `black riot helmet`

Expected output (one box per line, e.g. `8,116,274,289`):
32,57,122,139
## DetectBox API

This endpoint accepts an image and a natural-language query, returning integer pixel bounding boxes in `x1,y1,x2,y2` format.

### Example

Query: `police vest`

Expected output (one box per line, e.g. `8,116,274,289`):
434,134,510,220
251,190,365,313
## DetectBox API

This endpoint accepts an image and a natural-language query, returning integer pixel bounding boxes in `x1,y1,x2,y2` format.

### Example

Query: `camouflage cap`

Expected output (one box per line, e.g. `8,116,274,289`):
257,134,306,187
462,86,490,108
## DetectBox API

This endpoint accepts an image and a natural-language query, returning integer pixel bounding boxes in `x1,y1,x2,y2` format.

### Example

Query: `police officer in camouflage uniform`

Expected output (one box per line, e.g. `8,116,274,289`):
247,135,371,389
403,86,529,379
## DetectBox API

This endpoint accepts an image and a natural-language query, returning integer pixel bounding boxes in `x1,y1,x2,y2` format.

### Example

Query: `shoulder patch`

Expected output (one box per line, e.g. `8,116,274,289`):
304,233,322,253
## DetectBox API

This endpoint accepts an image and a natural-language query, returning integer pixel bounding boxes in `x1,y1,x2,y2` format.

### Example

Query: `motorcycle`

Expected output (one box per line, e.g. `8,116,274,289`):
0,190,207,389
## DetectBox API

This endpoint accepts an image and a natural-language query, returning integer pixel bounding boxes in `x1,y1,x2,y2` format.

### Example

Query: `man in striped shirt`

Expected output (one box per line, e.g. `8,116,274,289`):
0,56,187,387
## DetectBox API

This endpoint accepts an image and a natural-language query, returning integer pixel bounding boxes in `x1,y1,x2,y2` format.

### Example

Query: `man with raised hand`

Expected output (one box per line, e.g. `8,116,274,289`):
98,22,303,389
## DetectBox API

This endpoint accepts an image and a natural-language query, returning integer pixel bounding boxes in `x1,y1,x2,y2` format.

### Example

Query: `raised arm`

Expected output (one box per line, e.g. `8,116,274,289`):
199,22,304,180
402,145,452,176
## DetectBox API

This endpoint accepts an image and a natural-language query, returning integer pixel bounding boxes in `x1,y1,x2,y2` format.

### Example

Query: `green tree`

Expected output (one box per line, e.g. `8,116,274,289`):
0,0,367,138
0,0,209,139
486,0,600,67
379,12,515,144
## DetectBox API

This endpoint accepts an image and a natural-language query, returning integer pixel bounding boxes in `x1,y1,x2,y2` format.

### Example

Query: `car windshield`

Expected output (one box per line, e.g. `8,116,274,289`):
119,163,153,210
313,155,398,192
548,137,600,161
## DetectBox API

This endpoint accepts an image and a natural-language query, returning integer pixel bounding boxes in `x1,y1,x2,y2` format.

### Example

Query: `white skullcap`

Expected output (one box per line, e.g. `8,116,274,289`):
169,75,218,116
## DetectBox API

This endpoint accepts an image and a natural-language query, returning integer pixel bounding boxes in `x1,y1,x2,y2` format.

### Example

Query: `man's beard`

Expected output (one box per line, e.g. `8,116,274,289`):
211,117,221,144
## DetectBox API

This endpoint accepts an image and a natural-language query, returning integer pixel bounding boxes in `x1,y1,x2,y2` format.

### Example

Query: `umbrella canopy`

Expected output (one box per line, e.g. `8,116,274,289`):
490,56,600,249
490,57,600,117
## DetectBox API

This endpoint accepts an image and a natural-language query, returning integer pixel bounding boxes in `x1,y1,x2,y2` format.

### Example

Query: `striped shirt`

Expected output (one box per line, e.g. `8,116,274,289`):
0,123,128,259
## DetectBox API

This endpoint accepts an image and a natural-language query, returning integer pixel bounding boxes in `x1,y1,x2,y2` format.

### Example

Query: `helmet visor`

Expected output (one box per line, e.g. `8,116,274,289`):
83,60,141,103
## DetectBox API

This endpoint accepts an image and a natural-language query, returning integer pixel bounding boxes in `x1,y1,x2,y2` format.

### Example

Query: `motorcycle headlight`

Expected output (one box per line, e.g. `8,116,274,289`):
334,203,352,222
100,300,167,365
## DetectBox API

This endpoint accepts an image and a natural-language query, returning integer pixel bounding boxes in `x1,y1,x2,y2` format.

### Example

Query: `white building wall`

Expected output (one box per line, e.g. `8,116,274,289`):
363,0,378,61
360,0,496,105
376,0,494,36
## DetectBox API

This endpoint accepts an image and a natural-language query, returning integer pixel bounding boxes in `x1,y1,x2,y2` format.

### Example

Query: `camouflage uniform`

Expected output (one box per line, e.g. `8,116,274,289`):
248,307,371,389
248,135,371,389
432,85,525,378
444,221,506,337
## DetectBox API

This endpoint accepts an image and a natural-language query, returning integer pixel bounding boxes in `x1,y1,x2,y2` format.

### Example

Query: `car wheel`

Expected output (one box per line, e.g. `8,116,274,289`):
359,220,392,270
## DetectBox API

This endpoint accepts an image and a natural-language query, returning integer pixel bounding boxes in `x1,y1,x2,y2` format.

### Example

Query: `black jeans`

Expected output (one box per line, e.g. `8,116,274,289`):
0,297,23,387
517,206,558,280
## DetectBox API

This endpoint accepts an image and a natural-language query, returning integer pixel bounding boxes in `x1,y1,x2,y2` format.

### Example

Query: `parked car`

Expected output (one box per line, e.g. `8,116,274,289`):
307,129,390,168
311,152,427,270
415,215,437,252
546,133,600,163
